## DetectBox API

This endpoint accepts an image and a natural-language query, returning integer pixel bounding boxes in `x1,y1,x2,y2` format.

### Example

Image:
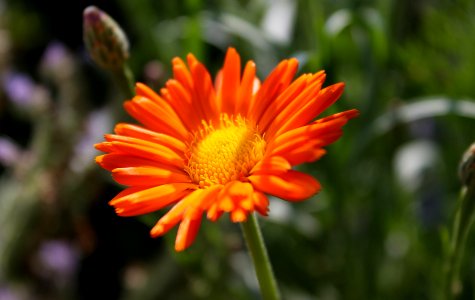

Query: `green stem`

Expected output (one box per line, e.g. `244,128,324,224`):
445,186,475,299
240,213,281,300
111,63,135,99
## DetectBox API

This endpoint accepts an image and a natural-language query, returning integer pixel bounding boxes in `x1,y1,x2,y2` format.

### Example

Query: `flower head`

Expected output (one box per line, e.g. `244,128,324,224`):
95,48,358,251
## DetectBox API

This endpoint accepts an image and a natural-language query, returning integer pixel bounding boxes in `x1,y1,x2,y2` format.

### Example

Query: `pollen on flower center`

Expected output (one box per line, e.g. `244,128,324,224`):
186,114,266,188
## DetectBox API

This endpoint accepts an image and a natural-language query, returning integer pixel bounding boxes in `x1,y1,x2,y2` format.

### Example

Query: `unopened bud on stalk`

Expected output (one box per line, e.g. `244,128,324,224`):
459,143,475,188
83,6,129,71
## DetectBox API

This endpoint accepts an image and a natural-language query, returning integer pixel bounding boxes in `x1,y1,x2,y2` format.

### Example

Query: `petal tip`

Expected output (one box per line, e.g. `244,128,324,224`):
174,244,186,252
94,154,104,164
346,109,360,119
335,82,345,90
150,224,165,237
230,210,248,223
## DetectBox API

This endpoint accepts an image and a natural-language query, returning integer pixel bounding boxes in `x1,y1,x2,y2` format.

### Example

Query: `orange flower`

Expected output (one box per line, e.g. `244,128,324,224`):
95,48,358,251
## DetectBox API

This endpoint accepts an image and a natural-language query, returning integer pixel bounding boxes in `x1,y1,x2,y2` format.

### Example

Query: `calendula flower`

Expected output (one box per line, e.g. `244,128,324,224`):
95,48,358,251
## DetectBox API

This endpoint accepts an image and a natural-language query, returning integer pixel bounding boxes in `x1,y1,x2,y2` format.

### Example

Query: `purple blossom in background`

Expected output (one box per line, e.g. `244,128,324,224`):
41,42,67,66
0,286,19,300
36,240,79,286
2,72,36,107
70,108,111,173
40,41,76,82
144,60,164,82
40,41,68,71
0,137,20,167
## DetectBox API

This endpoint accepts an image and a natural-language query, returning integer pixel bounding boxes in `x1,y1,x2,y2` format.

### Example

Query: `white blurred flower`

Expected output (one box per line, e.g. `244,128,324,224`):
394,139,440,193
261,0,296,44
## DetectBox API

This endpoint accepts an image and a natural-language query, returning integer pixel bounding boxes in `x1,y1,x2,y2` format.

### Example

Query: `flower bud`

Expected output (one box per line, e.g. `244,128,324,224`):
83,6,129,70
459,142,475,187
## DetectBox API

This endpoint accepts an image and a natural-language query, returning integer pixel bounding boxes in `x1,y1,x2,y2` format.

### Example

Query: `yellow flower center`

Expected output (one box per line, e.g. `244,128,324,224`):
186,115,266,188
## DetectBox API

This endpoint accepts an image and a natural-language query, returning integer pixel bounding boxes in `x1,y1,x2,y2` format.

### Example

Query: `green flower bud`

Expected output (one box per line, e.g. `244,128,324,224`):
459,142,475,187
83,6,129,70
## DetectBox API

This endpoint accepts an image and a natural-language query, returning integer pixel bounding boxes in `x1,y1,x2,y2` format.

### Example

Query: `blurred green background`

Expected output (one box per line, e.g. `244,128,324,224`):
1,0,475,299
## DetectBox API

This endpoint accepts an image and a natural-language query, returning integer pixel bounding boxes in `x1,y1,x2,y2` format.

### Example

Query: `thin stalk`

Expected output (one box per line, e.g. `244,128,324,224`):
240,213,281,300
111,63,135,99
445,186,475,299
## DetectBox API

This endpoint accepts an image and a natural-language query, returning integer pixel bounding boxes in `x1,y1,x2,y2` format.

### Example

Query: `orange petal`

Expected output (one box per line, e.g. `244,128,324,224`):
110,183,195,216
314,108,360,124
248,170,321,201
264,77,326,138
268,112,351,150
214,69,223,94
151,185,221,237
216,48,241,114
248,58,298,123
149,198,196,238
278,144,327,165
207,202,224,221
257,74,311,131
96,138,184,169
209,181,254,221
163,79,201,130
110,186,150,201
110,182,195,205
112,166,191,186
187,53,218,122
104,134,185,159
135,82,164,104
230,208,247,223
114,123,186,153
235,61,256,115
115,197,190,217
175,214,202,251
124,96,189,139
266,109,359,165
250,156,291,175
110,186,155,216
268,134,335,165
272,83,345,137
104,134,183,156
95,153,178,171
252,191,270,216
259,72,326,133
172,57,193,91
94,141,115,153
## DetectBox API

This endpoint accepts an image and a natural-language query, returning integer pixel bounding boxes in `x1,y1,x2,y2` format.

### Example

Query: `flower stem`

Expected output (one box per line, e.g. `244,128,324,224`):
112,64,135,99
445,143,475,299
445,186,475,299
240,213,281,300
